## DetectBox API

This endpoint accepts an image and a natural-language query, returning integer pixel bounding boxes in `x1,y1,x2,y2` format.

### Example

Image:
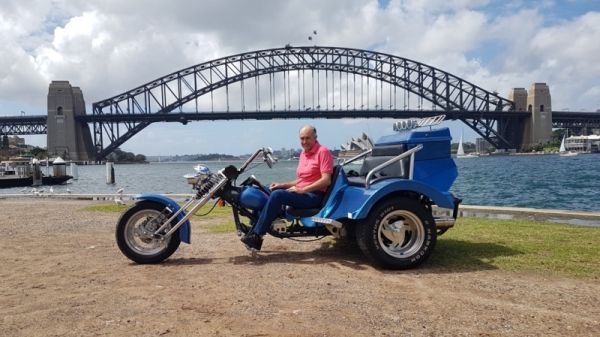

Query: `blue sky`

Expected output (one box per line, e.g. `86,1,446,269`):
1,0,599,155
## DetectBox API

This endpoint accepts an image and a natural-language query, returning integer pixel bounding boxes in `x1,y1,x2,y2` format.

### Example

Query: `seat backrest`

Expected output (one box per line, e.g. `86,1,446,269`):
321,165,342,206
358,144,409,179
358,156,407,178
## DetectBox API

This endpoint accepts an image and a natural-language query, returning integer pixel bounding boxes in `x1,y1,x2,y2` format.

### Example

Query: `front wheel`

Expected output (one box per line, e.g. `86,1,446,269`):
116,201,181,264
356,197,436,269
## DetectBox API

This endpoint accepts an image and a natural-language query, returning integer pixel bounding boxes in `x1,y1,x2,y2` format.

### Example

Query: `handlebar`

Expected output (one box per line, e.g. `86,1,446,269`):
237,147,277,173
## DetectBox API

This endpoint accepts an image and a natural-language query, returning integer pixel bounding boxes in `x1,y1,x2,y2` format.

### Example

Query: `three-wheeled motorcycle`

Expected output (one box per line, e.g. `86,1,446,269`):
116,115,461,269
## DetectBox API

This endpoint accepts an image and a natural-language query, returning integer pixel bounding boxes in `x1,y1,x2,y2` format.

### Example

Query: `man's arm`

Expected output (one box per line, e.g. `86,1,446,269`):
287,173,331,194
270,179,298,190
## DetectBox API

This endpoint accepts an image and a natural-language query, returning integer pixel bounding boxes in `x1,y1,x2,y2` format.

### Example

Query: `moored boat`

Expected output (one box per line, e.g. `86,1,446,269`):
0,158,72,188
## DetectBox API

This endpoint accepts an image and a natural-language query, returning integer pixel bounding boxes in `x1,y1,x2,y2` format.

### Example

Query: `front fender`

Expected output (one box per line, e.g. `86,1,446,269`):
135,194,191,244
334,179,455,221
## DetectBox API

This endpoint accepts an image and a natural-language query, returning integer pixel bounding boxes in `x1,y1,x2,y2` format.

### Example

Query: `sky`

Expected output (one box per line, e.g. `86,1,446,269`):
1,0,599,156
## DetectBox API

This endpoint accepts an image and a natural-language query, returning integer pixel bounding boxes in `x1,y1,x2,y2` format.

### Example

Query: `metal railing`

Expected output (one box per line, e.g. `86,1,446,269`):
365,144,423,188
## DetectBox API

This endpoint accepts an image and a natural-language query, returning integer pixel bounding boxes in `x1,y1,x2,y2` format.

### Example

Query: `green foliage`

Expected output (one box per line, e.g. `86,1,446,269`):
205,222,237,233
192,204,233,218
451,142,476,153
107,148,146,163
430,217,600,279
30,147,48,159
83,203,129,212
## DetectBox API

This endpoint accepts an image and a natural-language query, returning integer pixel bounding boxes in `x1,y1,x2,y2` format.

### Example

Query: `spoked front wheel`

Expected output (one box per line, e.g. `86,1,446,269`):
116,201,181,264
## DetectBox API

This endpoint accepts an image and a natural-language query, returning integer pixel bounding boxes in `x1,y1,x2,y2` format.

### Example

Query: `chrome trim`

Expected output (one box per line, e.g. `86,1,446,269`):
154,172,228,238
434,217,456,229
341,149,372,166
311,217,343,228
365,144,423,188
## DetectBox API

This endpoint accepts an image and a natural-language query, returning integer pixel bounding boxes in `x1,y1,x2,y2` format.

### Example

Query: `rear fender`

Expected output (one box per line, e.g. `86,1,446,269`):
135,194,191,244
349,179,456,220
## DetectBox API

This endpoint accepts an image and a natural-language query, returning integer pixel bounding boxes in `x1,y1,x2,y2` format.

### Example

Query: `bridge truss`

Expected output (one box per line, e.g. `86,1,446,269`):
91,46,517,160
0,116,47,135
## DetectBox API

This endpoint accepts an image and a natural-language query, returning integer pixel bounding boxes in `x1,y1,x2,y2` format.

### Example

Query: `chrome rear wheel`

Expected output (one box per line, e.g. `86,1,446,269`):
357,197,436,269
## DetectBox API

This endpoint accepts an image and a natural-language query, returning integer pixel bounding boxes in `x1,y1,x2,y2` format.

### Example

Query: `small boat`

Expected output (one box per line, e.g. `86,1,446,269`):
0,158,72,189
559,133,578,157
456,132,478,159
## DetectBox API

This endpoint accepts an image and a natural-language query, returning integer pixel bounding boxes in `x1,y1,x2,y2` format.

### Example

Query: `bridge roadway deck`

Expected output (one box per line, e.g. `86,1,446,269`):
6,110,599,124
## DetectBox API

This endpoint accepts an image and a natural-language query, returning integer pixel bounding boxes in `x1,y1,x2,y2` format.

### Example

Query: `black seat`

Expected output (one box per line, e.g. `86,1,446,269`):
347,144,409,187
286,165,342,218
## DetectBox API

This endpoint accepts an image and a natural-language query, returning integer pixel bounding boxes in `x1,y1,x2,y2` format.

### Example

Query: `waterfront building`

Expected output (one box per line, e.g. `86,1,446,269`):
565,135,600,153
339,133,374,158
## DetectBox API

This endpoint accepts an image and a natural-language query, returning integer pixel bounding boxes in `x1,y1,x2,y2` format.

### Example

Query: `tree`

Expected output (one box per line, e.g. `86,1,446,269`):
107,148,147,163
30,147,48,159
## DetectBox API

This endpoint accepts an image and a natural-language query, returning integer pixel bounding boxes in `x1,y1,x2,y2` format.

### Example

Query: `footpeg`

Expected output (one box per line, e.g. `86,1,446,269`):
311,217,342,228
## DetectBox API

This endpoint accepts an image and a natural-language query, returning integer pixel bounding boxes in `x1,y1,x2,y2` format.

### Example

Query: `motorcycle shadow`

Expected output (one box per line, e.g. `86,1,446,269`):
229,240,370,270
229,247,372,270
158,257,215,266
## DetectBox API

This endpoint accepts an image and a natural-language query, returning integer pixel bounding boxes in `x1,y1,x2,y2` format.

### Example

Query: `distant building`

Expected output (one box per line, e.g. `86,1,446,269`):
565,135,600,153
339,133,374,158
475,138,492,153
8,136,25,146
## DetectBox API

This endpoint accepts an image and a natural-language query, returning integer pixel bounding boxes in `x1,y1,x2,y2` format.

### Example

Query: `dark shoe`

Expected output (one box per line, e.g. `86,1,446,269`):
241,232,263,251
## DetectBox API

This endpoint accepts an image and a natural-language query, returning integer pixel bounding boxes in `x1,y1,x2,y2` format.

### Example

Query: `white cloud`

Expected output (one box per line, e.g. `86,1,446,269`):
0,0,599,154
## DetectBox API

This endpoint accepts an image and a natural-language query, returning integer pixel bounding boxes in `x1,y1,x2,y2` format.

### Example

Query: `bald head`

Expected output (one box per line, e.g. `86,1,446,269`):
299,125,318,151
299,125,317,138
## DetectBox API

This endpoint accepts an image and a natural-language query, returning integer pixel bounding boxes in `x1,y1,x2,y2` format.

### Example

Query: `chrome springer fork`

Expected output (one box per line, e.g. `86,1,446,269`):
152,171,228,239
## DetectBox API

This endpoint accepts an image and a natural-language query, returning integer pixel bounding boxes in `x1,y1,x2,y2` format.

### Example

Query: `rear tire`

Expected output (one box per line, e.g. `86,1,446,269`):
356,197,436,269
116,201,181,264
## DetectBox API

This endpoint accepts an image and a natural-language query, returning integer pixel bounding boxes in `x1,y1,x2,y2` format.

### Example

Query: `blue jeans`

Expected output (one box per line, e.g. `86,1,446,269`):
252,189,324,235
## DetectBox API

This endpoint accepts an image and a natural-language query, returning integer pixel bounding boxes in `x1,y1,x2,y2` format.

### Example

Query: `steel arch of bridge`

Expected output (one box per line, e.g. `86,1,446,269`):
92,46,516,160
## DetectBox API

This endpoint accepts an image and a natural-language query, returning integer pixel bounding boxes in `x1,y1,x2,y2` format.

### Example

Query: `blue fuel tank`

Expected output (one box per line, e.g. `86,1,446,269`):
239,186,269,210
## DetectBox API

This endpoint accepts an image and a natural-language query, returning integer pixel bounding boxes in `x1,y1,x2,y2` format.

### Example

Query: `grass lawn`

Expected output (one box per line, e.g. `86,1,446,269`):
85,203,600,279
430,217,600,279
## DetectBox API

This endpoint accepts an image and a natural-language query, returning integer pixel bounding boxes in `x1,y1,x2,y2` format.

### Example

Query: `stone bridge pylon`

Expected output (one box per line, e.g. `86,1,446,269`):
46,81,95,162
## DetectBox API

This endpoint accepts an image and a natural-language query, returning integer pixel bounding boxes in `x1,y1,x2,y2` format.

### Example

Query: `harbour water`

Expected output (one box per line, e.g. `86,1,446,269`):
1,154,599,213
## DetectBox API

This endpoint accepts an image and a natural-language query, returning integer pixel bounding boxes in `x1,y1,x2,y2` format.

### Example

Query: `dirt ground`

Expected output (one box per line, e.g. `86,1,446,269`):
1,199,599,337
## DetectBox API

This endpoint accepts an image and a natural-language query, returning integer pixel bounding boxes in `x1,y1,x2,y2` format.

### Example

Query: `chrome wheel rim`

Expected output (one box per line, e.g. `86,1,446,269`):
377,210,425,258
124,209,171,256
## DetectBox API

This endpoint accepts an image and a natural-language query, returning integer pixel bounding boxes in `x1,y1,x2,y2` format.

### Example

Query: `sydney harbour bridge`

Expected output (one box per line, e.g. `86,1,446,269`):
1,46,599,161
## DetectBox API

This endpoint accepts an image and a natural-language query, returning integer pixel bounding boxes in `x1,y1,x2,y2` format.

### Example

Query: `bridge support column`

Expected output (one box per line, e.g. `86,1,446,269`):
47,81,95,162
506,88,528,150
507,83,553,150
527,83,553,148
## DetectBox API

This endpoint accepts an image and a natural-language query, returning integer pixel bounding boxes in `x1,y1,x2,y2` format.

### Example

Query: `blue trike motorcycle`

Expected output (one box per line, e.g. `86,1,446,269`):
116,116,461,269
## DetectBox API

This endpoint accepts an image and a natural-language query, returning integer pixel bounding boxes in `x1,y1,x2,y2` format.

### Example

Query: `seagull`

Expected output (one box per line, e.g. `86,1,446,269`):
49,186,54,194
66,188,72,193
115,187,125,205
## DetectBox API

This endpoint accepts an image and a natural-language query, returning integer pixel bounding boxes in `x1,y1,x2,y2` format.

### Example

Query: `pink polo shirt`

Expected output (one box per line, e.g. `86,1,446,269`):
296,141,334,192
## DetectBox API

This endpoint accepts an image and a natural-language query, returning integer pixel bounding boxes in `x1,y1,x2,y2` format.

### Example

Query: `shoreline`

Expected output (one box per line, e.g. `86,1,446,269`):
2,194,599,227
